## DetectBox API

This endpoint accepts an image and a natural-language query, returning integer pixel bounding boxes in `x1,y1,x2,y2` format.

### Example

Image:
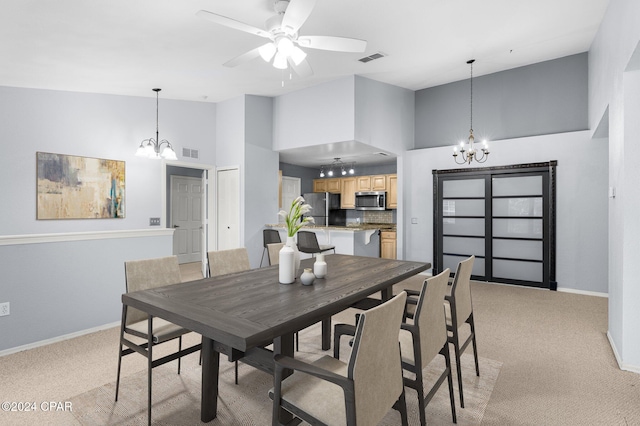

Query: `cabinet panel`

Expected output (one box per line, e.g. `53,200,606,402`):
326,178,341,193
380,231,397,259
313,179,326,193
341,177,356,209
371,175,387,191
386,174,397,209
356,176,372,191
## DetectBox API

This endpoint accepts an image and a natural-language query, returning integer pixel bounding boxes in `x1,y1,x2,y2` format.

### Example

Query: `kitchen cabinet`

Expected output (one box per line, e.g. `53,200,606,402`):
341,177,356,209
386,174,397,209
371,175,387,191
356,175,387,191
356,176,371,191
313,179,326,193
380,231,397,259
325,178,341,193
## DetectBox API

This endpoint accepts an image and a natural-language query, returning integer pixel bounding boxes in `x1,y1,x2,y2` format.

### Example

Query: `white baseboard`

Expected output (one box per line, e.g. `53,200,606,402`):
556,287,608,298
0,321,120,358
607,331,640,374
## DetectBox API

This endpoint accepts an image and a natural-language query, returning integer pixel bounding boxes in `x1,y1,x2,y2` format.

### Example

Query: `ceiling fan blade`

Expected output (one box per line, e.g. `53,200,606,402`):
281,0,317,34
196,10,271,39
223,45,263,68
297,35,367,53
289,57,314,78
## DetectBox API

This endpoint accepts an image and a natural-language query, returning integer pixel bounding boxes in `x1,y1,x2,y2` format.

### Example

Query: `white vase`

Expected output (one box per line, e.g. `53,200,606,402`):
279,244,295,284
300,268,315,285
286,236,301,277
314,253,327,279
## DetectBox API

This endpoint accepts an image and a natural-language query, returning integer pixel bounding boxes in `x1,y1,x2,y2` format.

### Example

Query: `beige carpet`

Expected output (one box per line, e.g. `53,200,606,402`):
69,323,501,425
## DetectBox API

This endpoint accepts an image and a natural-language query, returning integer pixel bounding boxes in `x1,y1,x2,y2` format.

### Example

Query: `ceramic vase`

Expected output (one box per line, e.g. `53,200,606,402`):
278,244,295,284
300,268,315,285
286,236,301,277
313,253,327,279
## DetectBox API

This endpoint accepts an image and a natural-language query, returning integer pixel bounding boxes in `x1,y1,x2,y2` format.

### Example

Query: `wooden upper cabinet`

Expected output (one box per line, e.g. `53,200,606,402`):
341,177,357,209
313,179,326,193
356,176,372,191
386,174,397,209
371,175,387,191
325,178,341,193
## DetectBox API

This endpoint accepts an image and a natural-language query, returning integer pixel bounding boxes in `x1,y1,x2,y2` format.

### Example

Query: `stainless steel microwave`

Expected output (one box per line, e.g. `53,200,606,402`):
355,191,386,211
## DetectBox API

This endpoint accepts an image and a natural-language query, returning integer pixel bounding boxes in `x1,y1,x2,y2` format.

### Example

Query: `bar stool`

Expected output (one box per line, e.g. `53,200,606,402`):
260,229,282,267
296,230,335,256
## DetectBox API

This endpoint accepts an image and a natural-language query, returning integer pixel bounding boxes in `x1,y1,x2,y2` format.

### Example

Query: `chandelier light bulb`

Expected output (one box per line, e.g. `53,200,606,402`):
290,46,307,65
327,169,334,177
276,37,294,56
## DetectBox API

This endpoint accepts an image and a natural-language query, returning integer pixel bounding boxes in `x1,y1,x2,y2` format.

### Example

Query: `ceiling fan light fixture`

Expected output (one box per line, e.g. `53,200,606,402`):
259,43,277,62
273,51,288,69
290,46,307,65
276,37,294,56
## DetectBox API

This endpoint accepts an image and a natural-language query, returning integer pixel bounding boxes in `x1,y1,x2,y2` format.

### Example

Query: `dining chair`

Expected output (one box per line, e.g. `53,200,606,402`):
271,292,409,426
266,242,285,267
399,269,456,425
446,255,480,408
296,230,335,256
115,255,201,426
207,247,251,384
260,229,281,267
207,247,250,277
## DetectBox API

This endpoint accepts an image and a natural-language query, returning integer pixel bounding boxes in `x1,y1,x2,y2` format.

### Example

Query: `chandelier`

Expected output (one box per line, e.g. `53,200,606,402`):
319,158,355,178
453,59,489,165
135,88,178,160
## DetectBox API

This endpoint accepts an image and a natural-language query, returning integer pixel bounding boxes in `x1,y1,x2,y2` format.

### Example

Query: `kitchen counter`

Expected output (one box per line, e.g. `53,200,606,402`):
265,224,393,258
266,223,396,232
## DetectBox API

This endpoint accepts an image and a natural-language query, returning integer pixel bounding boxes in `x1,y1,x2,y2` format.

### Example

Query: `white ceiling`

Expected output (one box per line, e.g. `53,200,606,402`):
1,0,610,167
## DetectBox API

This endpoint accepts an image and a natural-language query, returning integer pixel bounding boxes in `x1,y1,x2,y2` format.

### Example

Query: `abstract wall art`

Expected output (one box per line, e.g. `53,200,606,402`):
36,152,125,219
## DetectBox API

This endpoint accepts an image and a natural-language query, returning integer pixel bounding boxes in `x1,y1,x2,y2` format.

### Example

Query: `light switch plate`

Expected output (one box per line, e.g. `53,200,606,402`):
149,217,161,226
0,302,9,317
411,218,418,224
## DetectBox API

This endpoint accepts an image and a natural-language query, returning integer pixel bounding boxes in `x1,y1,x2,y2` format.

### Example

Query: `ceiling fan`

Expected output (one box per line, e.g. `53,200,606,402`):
196,0,367,77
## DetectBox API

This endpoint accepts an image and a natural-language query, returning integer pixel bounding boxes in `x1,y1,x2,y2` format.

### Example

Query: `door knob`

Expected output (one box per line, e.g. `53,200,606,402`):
173,225,180,228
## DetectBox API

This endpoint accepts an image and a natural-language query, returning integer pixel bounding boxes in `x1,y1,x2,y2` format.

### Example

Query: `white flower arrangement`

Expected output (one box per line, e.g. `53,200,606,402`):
278,196,315,237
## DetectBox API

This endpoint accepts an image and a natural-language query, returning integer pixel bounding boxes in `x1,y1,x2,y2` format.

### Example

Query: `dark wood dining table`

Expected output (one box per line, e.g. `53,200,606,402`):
122,254,430,423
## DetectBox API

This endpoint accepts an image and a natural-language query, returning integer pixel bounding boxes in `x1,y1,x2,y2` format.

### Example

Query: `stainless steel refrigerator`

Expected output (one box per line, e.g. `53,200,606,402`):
302,192,346,226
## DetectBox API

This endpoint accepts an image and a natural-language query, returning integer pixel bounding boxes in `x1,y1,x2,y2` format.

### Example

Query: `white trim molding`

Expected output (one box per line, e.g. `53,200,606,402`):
0,228,174,246
556,287,608,298
607,331,640,374
0,321,120,358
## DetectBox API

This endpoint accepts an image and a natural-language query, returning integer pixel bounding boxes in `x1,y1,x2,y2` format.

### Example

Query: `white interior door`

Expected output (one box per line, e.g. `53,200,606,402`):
217,168,240,250
171,176,203,263
281,176,301,220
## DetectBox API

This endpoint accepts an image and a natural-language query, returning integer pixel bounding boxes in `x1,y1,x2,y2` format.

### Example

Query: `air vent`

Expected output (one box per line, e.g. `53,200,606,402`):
182,148,199,159
358,52,386,63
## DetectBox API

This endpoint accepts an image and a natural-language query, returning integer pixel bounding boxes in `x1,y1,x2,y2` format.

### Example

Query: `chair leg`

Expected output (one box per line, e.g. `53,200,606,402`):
295,332,299,352
469,314,480,376
393,387,409,426
147,316,153,426
177,335,182,374
443,345,457,423
259,247,267,267
235,361,239,385
115,305,127,402
451,331,465,408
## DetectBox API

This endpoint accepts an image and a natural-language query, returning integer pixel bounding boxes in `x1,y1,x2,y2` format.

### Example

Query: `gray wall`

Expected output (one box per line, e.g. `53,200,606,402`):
0,86,215,353
415,53,589,148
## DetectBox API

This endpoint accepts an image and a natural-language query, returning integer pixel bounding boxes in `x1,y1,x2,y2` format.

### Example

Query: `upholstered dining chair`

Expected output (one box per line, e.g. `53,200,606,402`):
446,255,480,408
207,247,251,384
271,292,409,426
116,255,201,426
266,242,285,267
207,247,251,277
399,269,456,425
260,229,281,267
296,230,335,256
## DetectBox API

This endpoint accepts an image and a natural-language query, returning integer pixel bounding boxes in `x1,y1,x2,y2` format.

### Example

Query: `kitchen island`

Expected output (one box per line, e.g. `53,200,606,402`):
266,224,394,258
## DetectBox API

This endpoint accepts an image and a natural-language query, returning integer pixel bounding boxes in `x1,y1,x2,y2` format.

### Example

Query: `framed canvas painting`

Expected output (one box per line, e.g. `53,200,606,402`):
36,152,125,219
